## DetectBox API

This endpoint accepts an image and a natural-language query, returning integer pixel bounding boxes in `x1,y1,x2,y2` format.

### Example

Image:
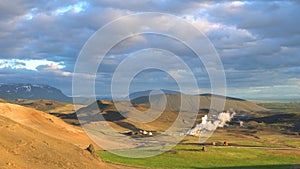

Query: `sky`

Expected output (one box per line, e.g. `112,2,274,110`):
0,0,300,100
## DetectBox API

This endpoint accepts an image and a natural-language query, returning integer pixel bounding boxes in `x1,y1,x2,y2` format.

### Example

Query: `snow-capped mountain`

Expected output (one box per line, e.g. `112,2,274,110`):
0,84,72,102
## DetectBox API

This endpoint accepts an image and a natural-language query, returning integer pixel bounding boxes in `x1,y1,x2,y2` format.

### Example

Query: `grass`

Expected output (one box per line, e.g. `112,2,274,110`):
97,145,300,169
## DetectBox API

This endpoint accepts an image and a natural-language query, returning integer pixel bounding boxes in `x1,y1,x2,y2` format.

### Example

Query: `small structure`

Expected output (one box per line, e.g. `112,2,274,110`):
239,120,244,127
211,142,216,146
16,98,26,102
223,141,229,146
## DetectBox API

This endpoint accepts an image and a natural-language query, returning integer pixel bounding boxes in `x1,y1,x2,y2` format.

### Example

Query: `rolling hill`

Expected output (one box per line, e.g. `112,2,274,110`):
11,99,68,113
75,93,267,135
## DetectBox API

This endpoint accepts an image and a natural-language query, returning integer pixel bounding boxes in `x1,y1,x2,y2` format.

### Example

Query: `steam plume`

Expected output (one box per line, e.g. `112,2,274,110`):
187,109,236,137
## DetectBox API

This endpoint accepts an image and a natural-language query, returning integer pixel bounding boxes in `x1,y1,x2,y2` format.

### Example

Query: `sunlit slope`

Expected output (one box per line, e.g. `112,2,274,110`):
0,115,110,169
0,103,94,149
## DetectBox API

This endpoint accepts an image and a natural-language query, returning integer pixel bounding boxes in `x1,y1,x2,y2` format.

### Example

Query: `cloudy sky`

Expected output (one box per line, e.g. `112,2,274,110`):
0,0,299,100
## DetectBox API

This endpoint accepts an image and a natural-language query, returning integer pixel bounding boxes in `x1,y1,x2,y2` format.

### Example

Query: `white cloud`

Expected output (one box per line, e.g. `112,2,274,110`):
231,1,247,7
40,63,72,77
54,1,89,16
0,59,65,71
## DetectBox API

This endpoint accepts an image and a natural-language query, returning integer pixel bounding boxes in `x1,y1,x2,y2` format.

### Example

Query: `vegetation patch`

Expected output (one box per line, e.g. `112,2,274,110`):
98,145,300,169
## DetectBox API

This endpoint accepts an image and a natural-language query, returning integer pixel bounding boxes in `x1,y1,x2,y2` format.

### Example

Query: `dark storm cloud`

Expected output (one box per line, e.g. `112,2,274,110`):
0,0,299,99
201,1,300,95
0,0,129,60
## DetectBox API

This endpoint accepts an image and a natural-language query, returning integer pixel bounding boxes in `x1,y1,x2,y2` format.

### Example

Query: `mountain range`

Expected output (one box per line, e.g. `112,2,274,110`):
0,84,72,102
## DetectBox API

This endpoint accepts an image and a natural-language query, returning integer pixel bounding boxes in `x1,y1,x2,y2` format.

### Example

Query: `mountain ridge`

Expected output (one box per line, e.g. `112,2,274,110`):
128,90,246,101
0,83,72,102
131,92,266,112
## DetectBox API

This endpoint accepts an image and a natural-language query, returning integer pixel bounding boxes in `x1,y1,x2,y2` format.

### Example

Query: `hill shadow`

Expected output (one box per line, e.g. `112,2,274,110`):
75,109,142,132
75,110,126,124
115,121,141,131
250,113,296,124
248,113,300,133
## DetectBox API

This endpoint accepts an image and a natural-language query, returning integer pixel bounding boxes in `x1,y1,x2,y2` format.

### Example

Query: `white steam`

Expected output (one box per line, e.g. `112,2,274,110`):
187,109,236,137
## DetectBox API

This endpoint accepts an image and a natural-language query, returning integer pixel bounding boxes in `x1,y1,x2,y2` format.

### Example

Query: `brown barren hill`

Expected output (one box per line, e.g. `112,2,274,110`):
0,103,96,149
0,115,111,169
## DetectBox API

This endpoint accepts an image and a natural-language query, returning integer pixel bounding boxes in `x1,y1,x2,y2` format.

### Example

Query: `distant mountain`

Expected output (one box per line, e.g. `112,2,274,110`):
0,84,72,102
131,92,267,112
128,89,181,100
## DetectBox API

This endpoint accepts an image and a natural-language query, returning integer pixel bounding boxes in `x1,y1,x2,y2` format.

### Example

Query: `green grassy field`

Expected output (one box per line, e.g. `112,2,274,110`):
96,101,300,169
97,145,300,169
